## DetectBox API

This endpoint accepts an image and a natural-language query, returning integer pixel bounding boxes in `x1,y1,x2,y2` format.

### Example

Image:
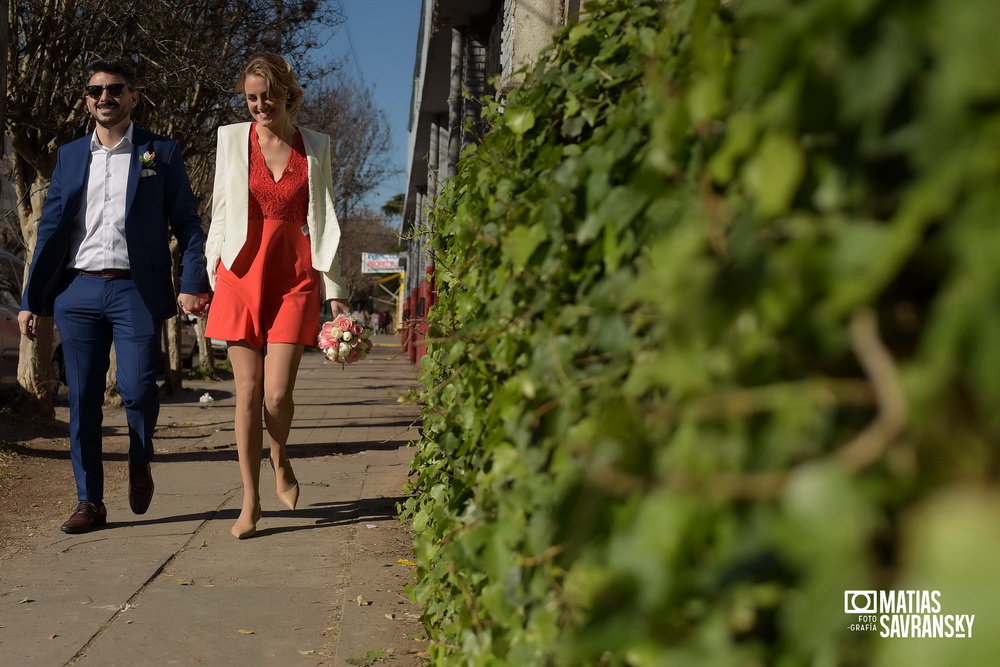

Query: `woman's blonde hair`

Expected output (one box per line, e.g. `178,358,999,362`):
236,52,303,117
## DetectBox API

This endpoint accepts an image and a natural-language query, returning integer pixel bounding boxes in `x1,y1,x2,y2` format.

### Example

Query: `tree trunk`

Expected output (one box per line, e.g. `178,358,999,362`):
193,315,214,374
162,238,183,393
104,346,122,408
163,315,182,394
15,169,55,420
15,321,55,420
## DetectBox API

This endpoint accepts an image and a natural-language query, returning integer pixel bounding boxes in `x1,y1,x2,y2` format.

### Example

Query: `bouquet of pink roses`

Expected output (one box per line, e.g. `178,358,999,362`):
318,313,374,365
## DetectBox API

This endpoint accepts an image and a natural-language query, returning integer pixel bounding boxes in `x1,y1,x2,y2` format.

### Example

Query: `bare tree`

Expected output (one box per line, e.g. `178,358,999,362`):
298,71,394,218
336,208,401,313
3,0,342,417
0,0,7,133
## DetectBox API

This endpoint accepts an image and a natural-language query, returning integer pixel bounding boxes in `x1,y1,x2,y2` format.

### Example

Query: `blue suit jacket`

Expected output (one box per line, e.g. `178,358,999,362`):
21,125,209,320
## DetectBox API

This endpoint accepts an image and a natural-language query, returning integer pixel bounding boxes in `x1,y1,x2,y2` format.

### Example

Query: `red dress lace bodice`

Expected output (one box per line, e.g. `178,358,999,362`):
248,125,309,221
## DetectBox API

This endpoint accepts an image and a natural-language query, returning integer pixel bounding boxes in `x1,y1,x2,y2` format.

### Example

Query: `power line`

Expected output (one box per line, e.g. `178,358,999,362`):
337,0,367,85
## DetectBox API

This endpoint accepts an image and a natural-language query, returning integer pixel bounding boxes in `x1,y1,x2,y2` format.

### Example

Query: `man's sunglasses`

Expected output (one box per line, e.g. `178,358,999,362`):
85,83,129,99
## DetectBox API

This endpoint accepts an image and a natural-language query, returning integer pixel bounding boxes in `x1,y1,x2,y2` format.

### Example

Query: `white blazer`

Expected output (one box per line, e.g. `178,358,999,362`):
205,122,348,300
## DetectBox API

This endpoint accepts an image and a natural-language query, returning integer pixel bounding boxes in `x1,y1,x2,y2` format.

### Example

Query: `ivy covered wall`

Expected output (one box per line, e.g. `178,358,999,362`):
404,0,1000,663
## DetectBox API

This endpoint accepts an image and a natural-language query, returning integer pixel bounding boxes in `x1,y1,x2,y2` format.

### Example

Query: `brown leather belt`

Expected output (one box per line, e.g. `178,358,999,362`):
75,269,133,279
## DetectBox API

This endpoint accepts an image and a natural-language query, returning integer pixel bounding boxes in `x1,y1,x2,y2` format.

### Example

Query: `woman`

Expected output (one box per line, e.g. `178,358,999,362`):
205,53,351,539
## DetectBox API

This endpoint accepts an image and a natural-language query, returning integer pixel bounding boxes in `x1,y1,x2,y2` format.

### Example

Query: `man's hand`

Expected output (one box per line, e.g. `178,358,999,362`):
329,298,351,317
178,293,210,315
18,310,39,341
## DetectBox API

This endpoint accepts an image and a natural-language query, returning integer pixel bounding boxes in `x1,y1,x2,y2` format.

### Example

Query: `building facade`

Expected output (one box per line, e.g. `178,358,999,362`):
401,0,581,359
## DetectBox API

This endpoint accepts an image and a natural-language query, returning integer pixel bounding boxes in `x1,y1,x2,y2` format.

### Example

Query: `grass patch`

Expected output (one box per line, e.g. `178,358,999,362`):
184,359,233,381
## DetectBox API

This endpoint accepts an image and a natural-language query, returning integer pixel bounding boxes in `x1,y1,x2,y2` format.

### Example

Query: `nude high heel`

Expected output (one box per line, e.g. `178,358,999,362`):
270,459,300,511
231,504,261,539
277,483,299,511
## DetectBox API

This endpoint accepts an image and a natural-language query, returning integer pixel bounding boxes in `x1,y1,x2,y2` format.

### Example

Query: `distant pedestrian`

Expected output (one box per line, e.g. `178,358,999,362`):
18,57,210,534
205,53,351,539
370,311,381,335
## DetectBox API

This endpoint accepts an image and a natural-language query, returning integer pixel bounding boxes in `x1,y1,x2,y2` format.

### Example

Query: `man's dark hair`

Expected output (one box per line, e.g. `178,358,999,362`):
85,58,138,88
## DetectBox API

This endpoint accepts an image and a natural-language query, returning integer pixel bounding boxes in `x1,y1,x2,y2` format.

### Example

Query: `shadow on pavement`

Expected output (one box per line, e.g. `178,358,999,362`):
101,496,409,534
0,439,416,462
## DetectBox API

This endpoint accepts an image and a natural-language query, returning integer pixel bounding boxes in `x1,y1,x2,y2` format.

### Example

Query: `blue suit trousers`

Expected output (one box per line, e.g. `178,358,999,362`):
53,274,162,502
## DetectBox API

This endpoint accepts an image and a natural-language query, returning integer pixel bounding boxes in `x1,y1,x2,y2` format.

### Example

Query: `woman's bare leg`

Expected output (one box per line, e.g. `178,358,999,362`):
228,342,265,526
262,343,304,494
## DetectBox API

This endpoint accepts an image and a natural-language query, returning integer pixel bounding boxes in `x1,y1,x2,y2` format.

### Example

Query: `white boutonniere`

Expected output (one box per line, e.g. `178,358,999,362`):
139,151,157,177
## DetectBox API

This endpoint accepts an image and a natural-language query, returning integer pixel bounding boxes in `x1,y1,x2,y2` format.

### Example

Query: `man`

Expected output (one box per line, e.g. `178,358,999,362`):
18,58,210,534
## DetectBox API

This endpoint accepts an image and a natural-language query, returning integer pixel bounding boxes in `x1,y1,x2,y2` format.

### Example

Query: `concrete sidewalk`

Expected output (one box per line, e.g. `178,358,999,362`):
0,336,426,665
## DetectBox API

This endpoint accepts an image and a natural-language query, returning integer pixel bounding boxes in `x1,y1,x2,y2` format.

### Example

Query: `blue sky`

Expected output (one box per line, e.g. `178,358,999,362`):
315,0,422,216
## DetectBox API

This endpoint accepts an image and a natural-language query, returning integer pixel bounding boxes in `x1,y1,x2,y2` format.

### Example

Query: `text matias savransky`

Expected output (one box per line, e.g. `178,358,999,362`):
844,590,975,638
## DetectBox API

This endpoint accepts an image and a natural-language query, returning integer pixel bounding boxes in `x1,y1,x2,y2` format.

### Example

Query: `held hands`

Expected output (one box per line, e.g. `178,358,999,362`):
178,293,211,316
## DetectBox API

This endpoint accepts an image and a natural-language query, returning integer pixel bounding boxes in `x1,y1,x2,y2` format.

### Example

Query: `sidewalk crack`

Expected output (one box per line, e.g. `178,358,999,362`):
64,493,236,665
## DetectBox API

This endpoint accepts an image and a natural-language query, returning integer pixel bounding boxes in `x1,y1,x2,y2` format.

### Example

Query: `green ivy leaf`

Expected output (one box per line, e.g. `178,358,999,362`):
504,224,548,270
742,132,804,218
578,186,650,244
506,107,536,136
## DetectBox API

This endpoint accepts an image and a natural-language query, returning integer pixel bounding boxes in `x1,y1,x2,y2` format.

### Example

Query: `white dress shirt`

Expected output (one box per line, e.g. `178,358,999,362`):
69,122,134,271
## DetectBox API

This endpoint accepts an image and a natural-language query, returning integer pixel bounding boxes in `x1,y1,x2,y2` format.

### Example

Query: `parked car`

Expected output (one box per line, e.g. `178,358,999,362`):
0,249,65,387
208,335,228,361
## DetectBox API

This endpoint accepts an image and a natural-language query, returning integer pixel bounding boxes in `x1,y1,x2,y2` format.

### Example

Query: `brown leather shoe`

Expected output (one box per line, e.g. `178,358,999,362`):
128,463,155,514
60,501,107,534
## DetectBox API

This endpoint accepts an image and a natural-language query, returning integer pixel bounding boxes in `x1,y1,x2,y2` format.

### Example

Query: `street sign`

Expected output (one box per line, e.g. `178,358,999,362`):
361,253,403,274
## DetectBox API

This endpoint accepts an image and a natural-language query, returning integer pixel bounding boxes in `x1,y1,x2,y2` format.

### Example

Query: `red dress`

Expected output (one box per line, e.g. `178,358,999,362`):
206,124,321,347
